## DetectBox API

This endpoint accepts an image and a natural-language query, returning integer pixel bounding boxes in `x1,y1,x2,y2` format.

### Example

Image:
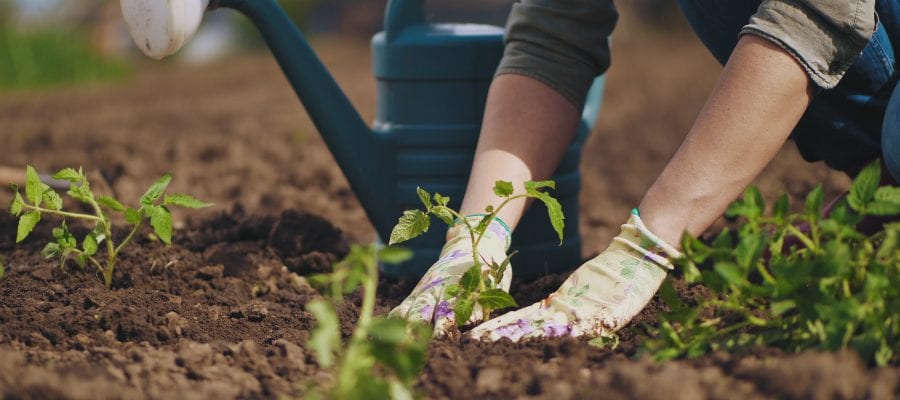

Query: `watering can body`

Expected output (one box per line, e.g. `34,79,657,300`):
211,0,604,280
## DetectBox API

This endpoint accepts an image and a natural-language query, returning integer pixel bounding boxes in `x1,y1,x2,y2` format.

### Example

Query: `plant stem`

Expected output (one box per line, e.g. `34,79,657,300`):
114,223,142,256
22,204,100,221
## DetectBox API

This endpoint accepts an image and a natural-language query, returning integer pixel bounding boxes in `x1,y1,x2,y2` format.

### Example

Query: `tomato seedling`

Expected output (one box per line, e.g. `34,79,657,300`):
389,180,565,326
642,160,900,366
305,244,431,399
8,165,210,287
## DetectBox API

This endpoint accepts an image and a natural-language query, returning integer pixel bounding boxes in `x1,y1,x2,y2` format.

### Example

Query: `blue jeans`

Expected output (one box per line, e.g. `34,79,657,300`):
677,0,900,182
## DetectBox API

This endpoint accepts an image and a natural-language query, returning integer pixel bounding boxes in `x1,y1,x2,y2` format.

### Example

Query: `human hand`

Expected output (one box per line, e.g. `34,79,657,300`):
469,209,680,342
388,216,512,337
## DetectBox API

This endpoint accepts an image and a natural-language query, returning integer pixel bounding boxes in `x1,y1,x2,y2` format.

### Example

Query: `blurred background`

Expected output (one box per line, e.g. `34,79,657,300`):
0,0,848,255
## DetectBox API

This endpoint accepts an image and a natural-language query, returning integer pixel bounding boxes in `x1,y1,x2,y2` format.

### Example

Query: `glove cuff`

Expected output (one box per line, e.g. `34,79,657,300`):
613,209,682,270
446,214,512,251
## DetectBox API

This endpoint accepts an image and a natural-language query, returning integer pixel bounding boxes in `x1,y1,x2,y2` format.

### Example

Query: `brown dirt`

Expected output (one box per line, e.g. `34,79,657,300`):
0,7,895,400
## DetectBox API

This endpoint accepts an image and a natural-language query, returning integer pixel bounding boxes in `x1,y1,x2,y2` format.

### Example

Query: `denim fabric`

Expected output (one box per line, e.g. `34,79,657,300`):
678,0,900,181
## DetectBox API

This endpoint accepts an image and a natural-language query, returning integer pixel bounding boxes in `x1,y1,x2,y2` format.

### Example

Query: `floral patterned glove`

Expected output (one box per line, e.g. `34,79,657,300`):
468,209,680,342
388,216,512,337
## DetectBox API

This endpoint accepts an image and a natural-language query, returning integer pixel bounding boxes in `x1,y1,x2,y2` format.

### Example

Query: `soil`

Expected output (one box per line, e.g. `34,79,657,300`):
0,7,896,400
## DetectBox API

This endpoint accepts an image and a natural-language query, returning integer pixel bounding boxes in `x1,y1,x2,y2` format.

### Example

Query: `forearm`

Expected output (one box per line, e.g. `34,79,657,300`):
460,74,581,230
639,34,815,245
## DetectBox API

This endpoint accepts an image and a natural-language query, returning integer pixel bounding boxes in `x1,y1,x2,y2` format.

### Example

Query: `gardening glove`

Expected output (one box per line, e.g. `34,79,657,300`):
388,215,512,337
469,209,681,342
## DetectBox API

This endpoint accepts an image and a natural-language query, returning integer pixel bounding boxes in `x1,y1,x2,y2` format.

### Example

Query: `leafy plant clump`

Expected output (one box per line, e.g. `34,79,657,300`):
389,180,565,326
9,165,210,287
643,160,900,366
305,245,431,399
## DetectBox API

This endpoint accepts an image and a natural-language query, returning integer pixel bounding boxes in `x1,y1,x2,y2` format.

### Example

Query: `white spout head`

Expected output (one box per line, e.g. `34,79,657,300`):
121,0,210,60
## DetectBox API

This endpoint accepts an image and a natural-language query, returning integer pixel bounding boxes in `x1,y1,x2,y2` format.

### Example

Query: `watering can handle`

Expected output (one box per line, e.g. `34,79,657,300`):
384,0,425,39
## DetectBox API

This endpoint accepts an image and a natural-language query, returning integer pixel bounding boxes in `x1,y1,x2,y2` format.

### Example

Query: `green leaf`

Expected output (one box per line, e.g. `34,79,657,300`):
443,283,460,299
433,193,450,207
98,196,126,212
140,172,172,205
493,180,514,198
147,205,173,245
306,299,340,368
477,288,517,309
714,262,746,287
416,187,432,209
83,233,98,256
474,214,492,235
16,211,40,243
874,186,900,204
804,185,824,221
42,242,61,258
659,279,685,310
9,189,24,216
726,186,764,219
74,253,89,269
848,160,880,211
431,206,454,226
454,296,475,326
378,246,413,265
866,201,900,216
125,208,142,224
459,265,480,293
52,168,82,183
25,165,42,207
388,209,430,245
770,300,796,316
524,181,565,243
163,193,212,209
66,184,93,204
773,194,789,222
41,187,62,211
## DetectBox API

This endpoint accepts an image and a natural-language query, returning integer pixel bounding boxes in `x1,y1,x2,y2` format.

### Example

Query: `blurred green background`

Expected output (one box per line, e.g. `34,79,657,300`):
0,0,679,91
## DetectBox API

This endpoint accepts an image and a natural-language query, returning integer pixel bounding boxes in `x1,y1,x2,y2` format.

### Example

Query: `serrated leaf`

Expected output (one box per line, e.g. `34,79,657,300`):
524,183,564,243
773,194,789,222
493,180,514,198
306,300,340,368
416,187,431,209
52,168,82,183
66,184,93,204
804,185,824,220
147,205,173,245
41,186,62,211
125,208,142,224
477,289,517,309
163,193,212,209
454,296,475,326
443,283,460,299
433,193,450,207
75,253,88,269
848,160,880,211
42,242,61,258
874,186,900,204
9,190,24,216
459,265,480,293
140,172,172,205
25,166,42,207
867,200,900,216
83,232,98,256
378,246,412,264
16,211,40,243
388,209,430,245
98,196,126,212
431,206,454,225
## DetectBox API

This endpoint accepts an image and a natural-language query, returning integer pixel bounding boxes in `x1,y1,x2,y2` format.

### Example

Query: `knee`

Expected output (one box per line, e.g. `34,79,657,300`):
882,88,900,182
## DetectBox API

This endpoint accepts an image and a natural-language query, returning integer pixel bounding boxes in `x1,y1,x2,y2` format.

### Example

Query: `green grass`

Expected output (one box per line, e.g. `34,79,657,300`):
0,28,129,90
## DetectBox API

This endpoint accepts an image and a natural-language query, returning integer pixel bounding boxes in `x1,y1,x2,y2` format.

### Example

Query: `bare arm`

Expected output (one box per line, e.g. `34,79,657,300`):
638,34,815,245
459,74,581,229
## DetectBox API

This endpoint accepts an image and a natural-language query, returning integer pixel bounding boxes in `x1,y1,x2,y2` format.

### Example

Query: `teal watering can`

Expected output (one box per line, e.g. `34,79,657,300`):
120,0,605,280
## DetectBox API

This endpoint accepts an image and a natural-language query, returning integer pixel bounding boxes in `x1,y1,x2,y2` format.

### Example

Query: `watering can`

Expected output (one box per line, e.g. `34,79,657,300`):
120,0,605,280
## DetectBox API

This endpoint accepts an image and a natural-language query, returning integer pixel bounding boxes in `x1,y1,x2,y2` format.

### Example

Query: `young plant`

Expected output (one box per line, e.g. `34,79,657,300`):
305,245,432,399
642,160,900,366
8,165,210,287
388,180,565,326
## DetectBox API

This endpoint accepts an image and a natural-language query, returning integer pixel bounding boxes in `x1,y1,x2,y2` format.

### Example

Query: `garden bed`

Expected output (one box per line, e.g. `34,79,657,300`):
0,15,896,399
